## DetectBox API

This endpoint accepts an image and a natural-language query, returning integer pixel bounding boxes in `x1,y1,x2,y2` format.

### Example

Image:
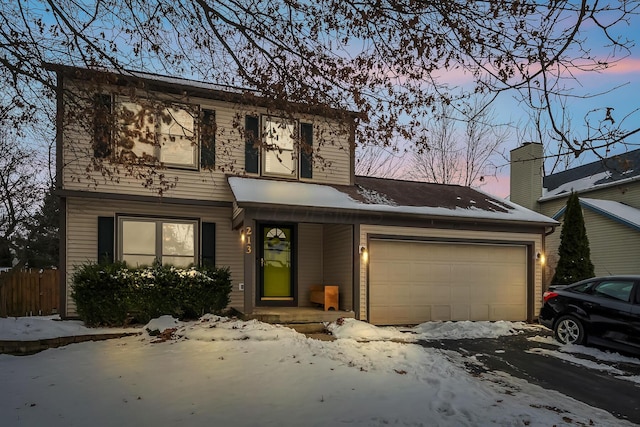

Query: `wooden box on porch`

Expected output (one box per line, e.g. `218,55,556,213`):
310,285,339,311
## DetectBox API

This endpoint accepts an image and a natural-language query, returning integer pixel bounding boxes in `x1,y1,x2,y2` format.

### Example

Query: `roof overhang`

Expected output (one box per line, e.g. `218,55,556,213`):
228,176,558,228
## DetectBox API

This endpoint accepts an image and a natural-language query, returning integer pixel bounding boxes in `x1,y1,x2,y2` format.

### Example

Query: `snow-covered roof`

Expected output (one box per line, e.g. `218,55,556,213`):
553,198,640,232
541,148,640,201
228,176,556,226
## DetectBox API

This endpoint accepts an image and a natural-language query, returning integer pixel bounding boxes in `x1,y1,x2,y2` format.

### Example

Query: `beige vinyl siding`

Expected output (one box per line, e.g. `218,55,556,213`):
540,181,640,284
64,197,243,317
583,210,640,276
297,223,324,307
545,208,640,280
306,121,352,185
322,224,353,311
358,225,544,322
61,81,353,202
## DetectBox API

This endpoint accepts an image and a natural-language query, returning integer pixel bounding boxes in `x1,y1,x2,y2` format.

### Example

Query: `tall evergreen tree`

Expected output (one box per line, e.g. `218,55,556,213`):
19,186,60,268
552,192,595,284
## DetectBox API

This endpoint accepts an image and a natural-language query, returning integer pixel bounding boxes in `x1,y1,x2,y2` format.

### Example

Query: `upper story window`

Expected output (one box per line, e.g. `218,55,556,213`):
93,95,216,171
118,98,197,169
245,115,313,179
263,116,296,178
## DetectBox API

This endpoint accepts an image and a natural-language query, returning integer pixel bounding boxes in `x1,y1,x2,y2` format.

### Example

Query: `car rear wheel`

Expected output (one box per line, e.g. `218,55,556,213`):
554,315,585,345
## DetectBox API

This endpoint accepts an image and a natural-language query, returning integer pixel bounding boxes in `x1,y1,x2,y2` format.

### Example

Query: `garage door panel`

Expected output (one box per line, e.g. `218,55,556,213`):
430,286,451,304
451,305,470,321
470,305,490,320
491,304,525,321
369,240,527,325
431,305,451,321
450,286,469,303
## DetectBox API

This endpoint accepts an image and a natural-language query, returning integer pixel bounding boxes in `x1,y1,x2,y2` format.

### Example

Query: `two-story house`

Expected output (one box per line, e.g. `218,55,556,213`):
53,64,555,325
511,142,640,284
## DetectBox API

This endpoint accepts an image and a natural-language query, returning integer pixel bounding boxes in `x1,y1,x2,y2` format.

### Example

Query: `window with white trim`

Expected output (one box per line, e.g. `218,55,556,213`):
262,116,297,177
119,217,196,268
117,98,197,169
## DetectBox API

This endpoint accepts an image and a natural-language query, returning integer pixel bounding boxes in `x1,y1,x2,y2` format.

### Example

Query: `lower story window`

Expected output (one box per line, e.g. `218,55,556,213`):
119,217,196,268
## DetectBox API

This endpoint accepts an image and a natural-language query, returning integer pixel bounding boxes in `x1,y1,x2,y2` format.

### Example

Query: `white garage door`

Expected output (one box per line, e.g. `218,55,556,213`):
369,240,527,325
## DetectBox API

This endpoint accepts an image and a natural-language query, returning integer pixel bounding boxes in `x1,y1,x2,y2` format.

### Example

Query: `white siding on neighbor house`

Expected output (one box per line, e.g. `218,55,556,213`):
322,224,353,311
64,197,243,317
297,223,324,307
358,225,544,322
61,82,353,202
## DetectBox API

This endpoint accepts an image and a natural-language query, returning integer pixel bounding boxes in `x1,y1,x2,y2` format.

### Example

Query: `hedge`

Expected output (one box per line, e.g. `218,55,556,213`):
72,262,232,326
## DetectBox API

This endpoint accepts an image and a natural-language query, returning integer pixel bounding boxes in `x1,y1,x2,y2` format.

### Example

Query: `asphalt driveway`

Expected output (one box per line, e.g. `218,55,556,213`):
419,330,640,425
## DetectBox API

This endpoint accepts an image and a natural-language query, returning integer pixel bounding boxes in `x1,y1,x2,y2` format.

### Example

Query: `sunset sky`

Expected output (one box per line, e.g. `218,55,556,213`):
477,11,640,198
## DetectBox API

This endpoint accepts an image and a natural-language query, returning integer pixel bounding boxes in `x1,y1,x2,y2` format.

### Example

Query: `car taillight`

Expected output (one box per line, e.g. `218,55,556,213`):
543,291,559,302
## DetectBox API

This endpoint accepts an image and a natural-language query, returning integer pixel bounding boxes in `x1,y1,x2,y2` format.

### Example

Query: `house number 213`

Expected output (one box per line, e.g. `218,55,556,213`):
245,226,252,254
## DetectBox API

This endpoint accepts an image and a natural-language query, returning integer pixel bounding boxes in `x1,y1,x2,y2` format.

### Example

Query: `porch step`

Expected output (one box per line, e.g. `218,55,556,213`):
242,307,355,325
284,323,327,334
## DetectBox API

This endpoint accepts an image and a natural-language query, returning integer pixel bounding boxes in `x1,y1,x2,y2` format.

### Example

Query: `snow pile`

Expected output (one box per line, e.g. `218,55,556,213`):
147,314,301,342
327,318,543,342
356,185,397,205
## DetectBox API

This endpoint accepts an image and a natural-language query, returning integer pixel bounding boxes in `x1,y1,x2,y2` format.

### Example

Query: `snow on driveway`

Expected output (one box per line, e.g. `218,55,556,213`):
0,315,635,426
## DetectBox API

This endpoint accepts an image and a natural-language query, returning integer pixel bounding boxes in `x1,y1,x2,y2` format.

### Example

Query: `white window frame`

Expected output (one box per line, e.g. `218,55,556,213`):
117,97,198,169
118,216,198,268
261,115,298,178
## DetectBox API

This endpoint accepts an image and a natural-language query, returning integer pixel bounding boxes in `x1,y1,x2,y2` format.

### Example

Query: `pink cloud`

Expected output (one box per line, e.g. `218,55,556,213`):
598,57,640,75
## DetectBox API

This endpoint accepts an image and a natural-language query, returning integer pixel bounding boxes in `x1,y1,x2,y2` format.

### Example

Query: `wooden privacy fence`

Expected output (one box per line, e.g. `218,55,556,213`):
0,269,60,317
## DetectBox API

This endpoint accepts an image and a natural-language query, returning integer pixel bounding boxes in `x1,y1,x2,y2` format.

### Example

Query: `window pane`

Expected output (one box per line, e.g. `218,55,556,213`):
159,136,196,166
162,256,193,268
162,223,194,256
263,117,295,176
157,106,196,167
119,101,156,159
264,118,294,150
264,150,295,175
594,281,633,302
122,221,156,255
123,254,156,268
159,107,194,137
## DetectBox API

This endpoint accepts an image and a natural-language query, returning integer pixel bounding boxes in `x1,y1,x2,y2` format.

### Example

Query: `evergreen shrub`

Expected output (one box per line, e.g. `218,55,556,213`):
72,262,232,326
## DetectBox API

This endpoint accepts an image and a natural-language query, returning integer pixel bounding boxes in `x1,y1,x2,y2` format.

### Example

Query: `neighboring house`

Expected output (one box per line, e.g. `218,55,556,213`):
53,64,555,325
511,143,640,284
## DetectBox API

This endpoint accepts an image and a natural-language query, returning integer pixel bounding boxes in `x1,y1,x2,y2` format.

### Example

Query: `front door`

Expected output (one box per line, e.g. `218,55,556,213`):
259,224,295,305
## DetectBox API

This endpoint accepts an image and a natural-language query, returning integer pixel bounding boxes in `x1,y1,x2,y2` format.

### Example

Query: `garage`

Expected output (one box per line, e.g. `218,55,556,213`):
368,240,528,325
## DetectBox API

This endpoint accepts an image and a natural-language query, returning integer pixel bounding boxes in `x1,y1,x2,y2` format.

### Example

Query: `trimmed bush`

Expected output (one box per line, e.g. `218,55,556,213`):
72,262,232,326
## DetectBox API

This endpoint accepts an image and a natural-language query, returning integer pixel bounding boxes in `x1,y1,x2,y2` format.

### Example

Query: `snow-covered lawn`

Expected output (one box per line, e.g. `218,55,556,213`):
0,315,635,426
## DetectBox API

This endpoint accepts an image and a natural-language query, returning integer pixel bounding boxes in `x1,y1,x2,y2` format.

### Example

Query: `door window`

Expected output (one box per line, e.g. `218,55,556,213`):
592,281,634,302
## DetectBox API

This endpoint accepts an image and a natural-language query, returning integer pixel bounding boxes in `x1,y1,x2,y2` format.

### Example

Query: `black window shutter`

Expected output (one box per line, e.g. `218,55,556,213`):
300,123,313,179
97,217,114,264
201,109,216,168
245,115,260,174
201,222,216,267
93,94,112,158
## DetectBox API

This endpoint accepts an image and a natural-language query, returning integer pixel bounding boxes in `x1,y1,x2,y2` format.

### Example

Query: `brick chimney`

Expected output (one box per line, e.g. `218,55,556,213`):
510,142,543,212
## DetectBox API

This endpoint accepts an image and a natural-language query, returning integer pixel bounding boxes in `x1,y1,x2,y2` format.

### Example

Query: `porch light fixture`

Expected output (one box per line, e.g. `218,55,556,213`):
240,229,245,243
536,251,545,265
359,245,368,263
